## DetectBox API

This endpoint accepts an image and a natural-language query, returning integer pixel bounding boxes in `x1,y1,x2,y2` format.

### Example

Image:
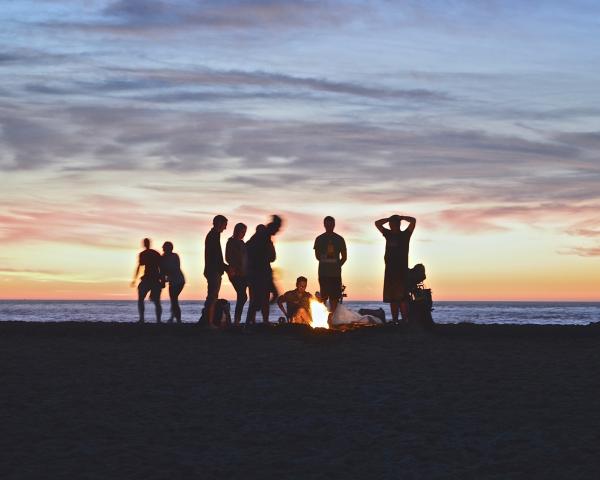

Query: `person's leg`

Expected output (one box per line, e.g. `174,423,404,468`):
171,282,184,322
137,281,150,323
400,299,409,322
167,283,175,322
390,302,399,322
150,285,162,323
269,277,279,304
205,275,221,327
231,276,248,324
258,277,270,324
328,277,342,313
318,276,329,307
245,275,256,325
260,290,270,324
293,308,311,325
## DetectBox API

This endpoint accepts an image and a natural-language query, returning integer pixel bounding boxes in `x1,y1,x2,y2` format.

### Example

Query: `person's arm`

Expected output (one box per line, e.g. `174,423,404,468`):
313,238,321,261
401,216,417,233
375,218,389,234
268,240,276,263
130,255,141,287
225,240,237,276
340,238,347,267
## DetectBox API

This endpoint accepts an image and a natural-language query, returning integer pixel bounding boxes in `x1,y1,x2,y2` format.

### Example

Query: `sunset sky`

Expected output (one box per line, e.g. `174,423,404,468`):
1,1,599,301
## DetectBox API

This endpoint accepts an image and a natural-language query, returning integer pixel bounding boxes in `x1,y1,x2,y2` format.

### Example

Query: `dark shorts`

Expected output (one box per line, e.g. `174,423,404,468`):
383,265,406,303
205,274,222,307
319,276,342,302
248,272,270,307
169,281,185,300
139,278,162,303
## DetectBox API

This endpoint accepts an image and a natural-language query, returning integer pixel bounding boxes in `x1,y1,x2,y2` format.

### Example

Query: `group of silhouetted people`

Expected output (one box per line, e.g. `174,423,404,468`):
131,239,185,323
132,213,416,326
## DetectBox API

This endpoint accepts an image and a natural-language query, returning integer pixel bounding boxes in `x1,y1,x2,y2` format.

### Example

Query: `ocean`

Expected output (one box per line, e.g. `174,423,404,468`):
1,300,599,325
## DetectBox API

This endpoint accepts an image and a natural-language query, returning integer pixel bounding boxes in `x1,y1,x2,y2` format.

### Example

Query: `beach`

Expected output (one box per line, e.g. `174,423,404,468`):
3,322,600,479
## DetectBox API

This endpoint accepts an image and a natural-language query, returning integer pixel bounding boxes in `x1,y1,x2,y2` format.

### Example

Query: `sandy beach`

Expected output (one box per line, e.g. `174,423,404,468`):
3,322,600,479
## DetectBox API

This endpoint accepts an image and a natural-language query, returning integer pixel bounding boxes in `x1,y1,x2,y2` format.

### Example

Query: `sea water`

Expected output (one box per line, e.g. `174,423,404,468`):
1,300,599,325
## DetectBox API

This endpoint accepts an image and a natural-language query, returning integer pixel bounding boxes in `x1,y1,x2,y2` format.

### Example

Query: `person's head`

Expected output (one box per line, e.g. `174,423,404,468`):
162,241,173,254
389,214,401,232
267,214,282,236
142,238,151,249
323,216,335,233
233,222,247,240
296,276,308,293
213,214,228,232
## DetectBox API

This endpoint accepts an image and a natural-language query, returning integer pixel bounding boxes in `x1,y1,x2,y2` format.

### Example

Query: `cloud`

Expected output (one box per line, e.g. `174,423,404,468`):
561,246,600,257
24,67,451,104
42,0,366,34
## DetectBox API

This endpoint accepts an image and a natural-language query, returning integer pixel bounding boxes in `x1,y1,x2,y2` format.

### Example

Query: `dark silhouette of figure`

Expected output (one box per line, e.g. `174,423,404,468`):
269,275,280,305
246,215,282,325
161,241,185,323
313,216,347,316
204,215,228,328
226,222,248,325
277,276,313,325
375,214,416,322
131,238,163,323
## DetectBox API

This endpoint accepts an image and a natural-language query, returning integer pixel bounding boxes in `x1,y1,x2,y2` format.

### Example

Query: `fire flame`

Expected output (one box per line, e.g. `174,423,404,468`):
310,299,330,329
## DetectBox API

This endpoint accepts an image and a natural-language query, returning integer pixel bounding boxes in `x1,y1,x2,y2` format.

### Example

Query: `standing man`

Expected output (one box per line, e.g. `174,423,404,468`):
131,238,163,323
204,215,228,327
246,215,283,325
375,214,416,323
313,216,347,315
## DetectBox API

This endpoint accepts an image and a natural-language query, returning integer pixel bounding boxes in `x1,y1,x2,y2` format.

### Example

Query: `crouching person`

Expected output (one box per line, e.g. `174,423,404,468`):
277,276,313,325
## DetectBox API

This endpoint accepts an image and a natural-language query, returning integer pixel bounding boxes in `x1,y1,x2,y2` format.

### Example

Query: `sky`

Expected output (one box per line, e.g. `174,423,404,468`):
1,0,599,301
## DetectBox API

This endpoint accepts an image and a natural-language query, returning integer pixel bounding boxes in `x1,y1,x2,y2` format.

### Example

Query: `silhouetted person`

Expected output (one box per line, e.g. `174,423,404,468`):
269,276,280,305
277,276,313,325
375,214,416,322
161,241,185,323
314,216,346,316
226,222,248,325
131,238,163,323
246,215,282,325
204,215,228,328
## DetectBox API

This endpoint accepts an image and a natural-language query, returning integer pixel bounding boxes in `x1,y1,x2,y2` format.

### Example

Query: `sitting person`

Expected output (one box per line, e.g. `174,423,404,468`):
277,276,313,325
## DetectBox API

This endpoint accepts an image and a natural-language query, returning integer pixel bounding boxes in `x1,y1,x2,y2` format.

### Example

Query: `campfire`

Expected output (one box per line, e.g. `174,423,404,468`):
309,299,330,329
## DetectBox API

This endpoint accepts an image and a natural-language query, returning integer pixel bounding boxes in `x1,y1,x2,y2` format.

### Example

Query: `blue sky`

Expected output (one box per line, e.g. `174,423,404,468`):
1,1,599,299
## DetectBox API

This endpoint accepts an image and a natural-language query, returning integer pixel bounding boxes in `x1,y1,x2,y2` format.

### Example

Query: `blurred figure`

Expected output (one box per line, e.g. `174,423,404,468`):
131,238,163,323
246,215,283,325
204,215,228,328
161,241,185,323
277,276,313,325
226,222,248,325
375,214,416,322
313,216,346,316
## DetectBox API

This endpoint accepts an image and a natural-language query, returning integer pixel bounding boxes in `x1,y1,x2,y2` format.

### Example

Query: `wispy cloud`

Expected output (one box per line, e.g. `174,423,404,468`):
40,0,366,34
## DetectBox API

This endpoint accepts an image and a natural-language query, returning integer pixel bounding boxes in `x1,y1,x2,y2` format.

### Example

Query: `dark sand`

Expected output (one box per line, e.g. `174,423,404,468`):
3,322,600,479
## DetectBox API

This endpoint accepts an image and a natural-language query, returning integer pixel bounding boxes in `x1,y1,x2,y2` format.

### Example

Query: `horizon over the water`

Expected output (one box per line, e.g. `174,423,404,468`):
2,300,599,325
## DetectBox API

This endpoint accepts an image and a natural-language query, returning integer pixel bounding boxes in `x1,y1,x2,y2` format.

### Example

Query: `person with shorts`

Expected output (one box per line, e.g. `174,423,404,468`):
204,215,228,328
375,214,416,323
161,241,185,323
313,216,346,317
246,216,282,325
277,276,313,325
131,238,164,323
